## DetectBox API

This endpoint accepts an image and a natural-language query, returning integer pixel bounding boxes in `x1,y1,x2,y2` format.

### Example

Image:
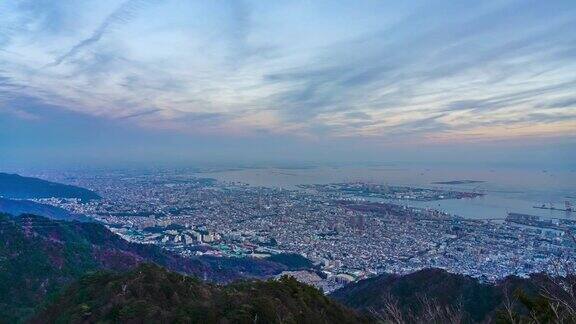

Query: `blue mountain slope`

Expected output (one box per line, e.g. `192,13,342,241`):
0,173,101,201
0,198,90,222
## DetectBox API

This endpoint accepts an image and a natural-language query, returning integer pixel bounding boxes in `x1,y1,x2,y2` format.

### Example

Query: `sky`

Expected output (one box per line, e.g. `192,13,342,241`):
1,0,575,168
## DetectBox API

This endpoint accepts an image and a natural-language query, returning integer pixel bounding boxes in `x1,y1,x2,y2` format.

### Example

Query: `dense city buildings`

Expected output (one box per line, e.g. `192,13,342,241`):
35,170,576,292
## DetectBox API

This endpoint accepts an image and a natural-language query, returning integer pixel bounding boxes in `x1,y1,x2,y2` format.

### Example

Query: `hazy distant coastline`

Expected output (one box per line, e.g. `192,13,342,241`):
431,180,485,185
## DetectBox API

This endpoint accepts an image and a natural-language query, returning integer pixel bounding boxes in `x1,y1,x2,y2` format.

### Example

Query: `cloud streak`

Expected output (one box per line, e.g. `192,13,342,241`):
46,0,153,67
0,0,574,144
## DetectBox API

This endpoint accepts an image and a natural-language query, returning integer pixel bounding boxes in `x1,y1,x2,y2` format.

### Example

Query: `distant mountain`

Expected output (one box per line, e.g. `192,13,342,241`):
0,172,101,201
0,214,289,322
33,263,367,324
331,268,541,322
0,198,90,222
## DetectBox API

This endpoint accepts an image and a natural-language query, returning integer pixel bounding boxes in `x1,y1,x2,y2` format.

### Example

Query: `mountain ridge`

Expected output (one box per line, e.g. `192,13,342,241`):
33,263,368,324
330,267,552,322
0,172,101,201
0,197,90,222
0,213,290,322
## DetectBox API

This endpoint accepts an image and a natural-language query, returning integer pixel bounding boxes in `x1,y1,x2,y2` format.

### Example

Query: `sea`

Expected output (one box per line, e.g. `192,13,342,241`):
196,165,576,221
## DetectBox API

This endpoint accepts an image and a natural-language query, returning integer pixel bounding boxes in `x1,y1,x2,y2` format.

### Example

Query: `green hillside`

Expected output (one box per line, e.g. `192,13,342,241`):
0,213,287,322
34,263,367,324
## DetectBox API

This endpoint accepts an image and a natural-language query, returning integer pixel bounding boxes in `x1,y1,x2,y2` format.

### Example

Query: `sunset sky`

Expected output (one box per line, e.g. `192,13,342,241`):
1,0,575,167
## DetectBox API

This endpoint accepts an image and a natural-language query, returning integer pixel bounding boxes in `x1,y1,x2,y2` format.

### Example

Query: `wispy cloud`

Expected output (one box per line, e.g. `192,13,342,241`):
46,0,153,67
0,0,575,144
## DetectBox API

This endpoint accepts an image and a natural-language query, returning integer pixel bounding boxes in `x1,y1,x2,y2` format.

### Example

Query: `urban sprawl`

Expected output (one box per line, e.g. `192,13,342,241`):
34,171,576,292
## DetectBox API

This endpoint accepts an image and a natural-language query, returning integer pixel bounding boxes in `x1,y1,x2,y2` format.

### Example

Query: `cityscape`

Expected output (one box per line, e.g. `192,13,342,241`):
33,169,576,292
2,0,576,321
